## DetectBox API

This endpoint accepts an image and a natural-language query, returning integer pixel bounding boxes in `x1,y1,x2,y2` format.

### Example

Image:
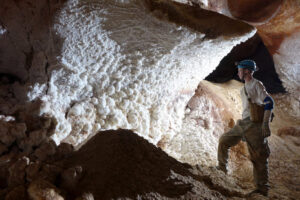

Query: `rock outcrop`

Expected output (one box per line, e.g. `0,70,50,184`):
0,0,255,147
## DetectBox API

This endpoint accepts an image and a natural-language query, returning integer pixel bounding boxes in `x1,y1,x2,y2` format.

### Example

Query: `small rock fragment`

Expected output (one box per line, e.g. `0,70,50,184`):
75,193,94,200
28,179,64,200
39,164,62,183
18,138,33,154
5,185,27,200
0,143,8,155
8,156,30,187
34,140,56,161
10,123,27,141
26,161,42,182
29,129,47,147
61,166,83,192
56,143,74,159
0,152,16,167
40,116,52,130
0,125,15,146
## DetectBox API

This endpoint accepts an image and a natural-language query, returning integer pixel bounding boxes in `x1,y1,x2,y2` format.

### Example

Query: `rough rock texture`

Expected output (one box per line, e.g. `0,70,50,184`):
0,117,86,199
0,0,255,147
164,80,242,166
185,0,300,99
181,6,300,190
227,0,282,23
28,179,64,200
0,1,256,198
163,79,300,199
4,185,27,200
8,156,30,187
0,0,64,110
257,0,300,101
46,0,255,146
0,0,299,199
75,193,94,200
0,83,298,200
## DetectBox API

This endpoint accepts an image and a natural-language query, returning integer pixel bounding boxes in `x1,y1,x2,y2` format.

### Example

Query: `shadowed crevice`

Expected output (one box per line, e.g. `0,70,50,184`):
144,0,254,39
205,33,286,94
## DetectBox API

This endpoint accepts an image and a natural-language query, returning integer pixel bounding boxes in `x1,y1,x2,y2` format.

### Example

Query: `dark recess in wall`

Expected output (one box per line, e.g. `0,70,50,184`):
205,33,285,94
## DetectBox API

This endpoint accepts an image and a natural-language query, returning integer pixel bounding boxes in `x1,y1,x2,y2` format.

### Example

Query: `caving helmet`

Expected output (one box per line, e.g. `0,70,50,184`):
236,59,258,72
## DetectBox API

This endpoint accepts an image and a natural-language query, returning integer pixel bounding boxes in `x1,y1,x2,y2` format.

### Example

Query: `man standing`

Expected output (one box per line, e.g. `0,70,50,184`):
217,60,274,196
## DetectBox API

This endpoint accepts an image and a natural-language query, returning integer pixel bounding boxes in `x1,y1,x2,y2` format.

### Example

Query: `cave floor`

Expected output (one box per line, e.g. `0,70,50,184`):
59,129,300,200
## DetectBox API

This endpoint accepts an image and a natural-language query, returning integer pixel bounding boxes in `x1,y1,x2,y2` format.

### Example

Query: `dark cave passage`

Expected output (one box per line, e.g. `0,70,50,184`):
205,33,286,94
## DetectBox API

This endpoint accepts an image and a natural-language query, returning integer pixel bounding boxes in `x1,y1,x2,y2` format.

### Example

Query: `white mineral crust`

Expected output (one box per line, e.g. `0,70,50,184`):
28,0,255,146
273,31,300,100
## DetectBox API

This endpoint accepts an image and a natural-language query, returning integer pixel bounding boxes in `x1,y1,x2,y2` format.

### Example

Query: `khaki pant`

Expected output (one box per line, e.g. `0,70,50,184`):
218,117,270,192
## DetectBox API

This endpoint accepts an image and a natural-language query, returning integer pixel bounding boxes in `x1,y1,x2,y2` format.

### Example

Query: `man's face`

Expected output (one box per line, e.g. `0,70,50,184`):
238,68,251,80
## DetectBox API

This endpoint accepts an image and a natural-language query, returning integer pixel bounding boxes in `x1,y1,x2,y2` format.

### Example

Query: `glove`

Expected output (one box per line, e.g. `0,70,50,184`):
262,121,271,137
262,110,272,137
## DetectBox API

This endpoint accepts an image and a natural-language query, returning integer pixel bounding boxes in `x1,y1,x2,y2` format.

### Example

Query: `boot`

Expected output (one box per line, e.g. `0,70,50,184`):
246,188,268,197
216,164,227,174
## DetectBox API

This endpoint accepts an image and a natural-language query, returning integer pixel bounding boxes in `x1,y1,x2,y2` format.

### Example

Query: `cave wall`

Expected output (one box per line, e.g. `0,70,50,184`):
0,0,255,147
183,0,300,137
165,80,243,166
183,0,300,98
0,0,299,199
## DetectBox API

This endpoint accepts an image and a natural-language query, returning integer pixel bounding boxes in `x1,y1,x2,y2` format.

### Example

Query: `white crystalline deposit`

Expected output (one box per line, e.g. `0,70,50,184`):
272,31,300,126
173,0,208,7
0,25,7,35
273,31,300,99
30,0,255,146
166,97,223,166
165,80,243,166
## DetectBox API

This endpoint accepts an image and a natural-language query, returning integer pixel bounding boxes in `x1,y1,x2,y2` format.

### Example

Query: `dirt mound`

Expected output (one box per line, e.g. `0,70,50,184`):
62,129,226,200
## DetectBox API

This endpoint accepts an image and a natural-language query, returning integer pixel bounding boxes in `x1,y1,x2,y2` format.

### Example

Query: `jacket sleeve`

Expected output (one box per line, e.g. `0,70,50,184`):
263,96,274,110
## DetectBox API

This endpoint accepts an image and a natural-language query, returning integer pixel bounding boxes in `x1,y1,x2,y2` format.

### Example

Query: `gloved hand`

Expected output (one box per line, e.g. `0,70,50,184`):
262,121,271,137
262,110,272,137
